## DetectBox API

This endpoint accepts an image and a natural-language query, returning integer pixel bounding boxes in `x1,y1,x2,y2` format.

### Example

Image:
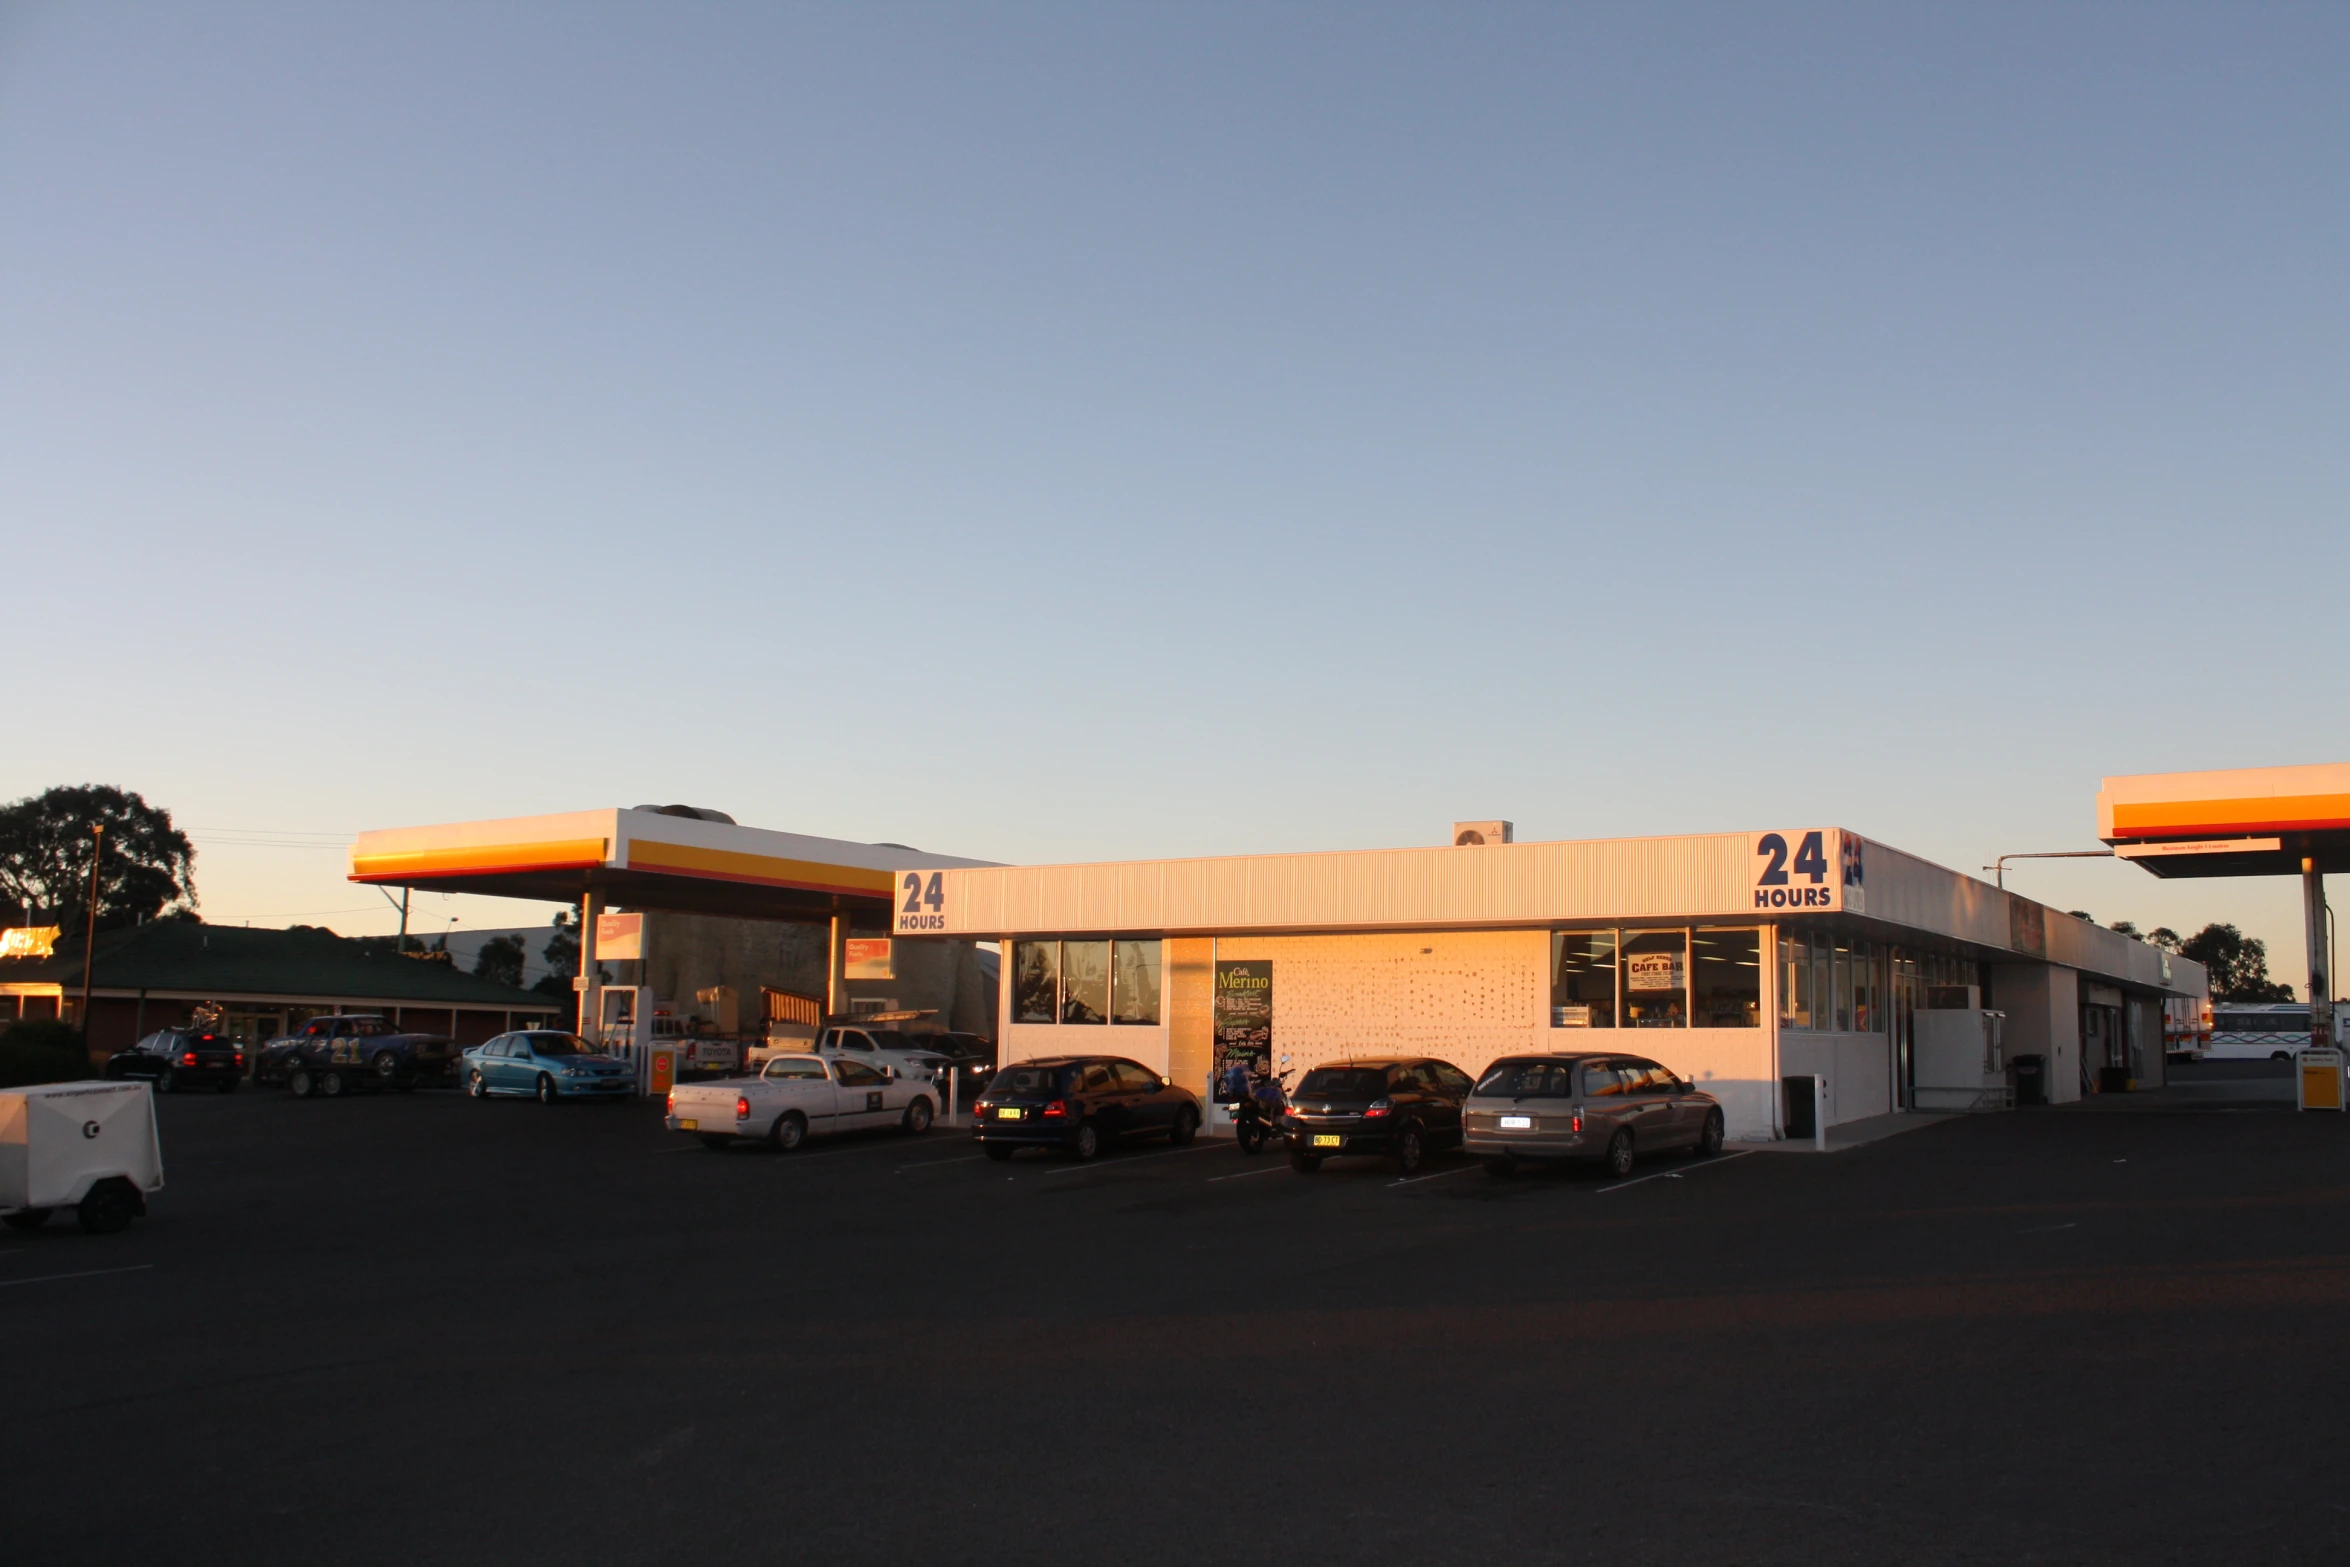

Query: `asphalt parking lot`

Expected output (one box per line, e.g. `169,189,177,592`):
8,1088,2349,1566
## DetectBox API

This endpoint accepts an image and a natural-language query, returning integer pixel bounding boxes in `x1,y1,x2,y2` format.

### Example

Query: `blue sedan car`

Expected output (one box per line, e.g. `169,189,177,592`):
462,1032,635,1103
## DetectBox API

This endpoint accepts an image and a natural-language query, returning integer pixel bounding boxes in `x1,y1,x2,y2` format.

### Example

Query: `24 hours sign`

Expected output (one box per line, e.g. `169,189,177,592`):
895,871,948,932
1751,829,1862,914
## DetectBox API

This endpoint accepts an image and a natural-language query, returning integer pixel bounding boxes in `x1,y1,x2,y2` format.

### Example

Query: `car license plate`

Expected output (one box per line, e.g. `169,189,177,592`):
679,1119,698,1131
1311,1134,1341,1148
997,1107,1023,1120
1500,1115,1533,1129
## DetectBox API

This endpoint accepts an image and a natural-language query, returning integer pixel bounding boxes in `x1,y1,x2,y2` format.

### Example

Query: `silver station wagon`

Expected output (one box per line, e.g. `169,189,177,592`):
1463,1053,1724,1179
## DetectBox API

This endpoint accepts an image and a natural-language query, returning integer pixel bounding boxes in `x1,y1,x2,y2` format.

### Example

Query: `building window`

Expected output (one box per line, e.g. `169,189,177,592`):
1779,930,1811,1029
1060,940,1110,1024
1693,928,1761,1027
1622,930,1688,1028
1832,936,1853,1030
1011,941,1059,1024
1112,940,1161,1025
1851,939,1876,1032
1551,931,1618,1027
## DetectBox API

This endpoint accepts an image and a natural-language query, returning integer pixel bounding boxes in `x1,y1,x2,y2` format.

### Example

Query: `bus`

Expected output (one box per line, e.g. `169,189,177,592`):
2199,1001,2345,1062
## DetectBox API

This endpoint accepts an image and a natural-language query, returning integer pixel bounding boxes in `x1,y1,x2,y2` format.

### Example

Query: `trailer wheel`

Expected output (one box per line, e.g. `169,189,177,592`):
77,1180,137,1235
318,1070,347,1099
2,1208,51,1231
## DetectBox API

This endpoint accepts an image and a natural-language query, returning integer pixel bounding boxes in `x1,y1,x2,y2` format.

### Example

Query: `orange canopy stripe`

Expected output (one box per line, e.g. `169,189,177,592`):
621,839,896,898
2110,793,2350,839
350,838,611,883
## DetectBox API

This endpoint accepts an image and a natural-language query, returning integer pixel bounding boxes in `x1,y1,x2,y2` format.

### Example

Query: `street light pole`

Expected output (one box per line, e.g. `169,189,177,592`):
76,823,104,1046
1985,849,2116,890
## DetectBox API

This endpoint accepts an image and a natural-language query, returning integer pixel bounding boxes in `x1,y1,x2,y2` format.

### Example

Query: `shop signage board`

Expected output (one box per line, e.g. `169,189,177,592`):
0,926,59,959
844,938,894,980
1751,830,1856,912
894,871,947,932
1212,961,1272,1102
595,912,643,960
1625,952,1685,992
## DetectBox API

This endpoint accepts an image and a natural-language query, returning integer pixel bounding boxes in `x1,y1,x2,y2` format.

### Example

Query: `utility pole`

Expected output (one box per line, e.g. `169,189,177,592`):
76,823,104,1047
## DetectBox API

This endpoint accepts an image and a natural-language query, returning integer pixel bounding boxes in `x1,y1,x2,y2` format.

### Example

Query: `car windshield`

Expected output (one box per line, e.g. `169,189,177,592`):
524,1034,588,1056
861,1031,921,1051
1297,1068,1389,1099
351,1020,395,1036
984,1065,1071,1099
1475,1061,1580,1098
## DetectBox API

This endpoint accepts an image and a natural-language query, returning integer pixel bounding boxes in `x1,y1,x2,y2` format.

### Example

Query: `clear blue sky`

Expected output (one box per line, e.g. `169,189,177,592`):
2,4,2343,979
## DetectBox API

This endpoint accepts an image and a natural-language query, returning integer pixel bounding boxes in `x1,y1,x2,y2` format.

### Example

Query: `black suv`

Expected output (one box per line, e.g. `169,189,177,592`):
104,1029,244,1093
1284,1057,1474,1175
972,1055,1203,1161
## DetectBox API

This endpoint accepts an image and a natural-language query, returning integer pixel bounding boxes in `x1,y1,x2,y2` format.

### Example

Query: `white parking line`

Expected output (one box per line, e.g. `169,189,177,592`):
1389,1165,1480,1188
1205,1164,1289,1182
0,1265,154,1289
1595,1149,1753,1194
1033,1143,1220,1177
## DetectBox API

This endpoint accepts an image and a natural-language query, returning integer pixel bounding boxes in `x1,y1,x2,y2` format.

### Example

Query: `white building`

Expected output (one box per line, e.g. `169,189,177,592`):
894,824,2206,1141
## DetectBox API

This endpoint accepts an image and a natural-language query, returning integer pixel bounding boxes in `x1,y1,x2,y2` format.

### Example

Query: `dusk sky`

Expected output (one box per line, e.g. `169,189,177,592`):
3,5,2342,978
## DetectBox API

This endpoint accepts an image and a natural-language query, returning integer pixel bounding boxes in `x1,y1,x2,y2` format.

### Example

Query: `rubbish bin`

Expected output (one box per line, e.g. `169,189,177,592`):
2013,1054,2045,1106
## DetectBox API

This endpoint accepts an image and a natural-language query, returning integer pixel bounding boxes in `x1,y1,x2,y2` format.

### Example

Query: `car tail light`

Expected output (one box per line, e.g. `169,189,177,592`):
181,1052,199,1066
235,1053,245,1066
1572,1111,1584,1134
1041,1099,1068,1119
735,1095,751,1119
665,1091,675,1114
1363,1098,1391,1119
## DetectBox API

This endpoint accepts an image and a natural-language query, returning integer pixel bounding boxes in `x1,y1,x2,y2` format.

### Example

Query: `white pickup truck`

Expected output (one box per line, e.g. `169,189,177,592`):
664,1053,938,1151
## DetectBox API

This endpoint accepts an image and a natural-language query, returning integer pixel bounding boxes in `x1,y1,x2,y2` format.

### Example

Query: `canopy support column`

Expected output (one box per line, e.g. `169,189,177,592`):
2307,857,2332,1052
826,912,846,1019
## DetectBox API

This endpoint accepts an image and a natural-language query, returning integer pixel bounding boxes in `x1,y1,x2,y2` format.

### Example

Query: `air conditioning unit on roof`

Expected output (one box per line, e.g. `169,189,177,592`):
1452,820,1514,846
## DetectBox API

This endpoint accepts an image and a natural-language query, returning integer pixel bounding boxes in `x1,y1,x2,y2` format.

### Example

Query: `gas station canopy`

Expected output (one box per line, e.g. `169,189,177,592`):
349,808,996,922
2098,763,2350,879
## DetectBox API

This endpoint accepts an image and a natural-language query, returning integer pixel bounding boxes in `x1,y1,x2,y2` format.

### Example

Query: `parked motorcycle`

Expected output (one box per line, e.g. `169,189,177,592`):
1229,1068,1293,1155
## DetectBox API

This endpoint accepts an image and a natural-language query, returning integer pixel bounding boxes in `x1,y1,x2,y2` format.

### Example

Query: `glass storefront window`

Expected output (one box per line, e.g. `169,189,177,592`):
1851,939,1876,1032
1111,940,1161,1025
1550,931,1619,1027
1011,941,1059,1024
1060,940,1109,1024
1693,929,1761,1027
1621,930,1688,1028
1833,937,1853,1030
1780,930,1811,1029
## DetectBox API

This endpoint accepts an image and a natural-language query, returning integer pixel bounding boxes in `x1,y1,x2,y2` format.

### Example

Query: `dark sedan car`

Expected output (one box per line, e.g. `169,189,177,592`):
914,1031,997,1104
104,1028,244,1093
1463,1052,1724,1179
972,1055,1202,1161
260,1014,457,1097
1283,1057,1475,1176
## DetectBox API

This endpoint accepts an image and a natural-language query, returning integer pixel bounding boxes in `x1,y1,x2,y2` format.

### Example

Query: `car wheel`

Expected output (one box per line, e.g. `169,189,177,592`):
1393,1125,1426,1177
697,1134,732,1151
467,1070,489,1099
1169,1105,1199,1146
76,1180,136,1236
536,1074,558,1105
372,1051,403,1084
2272,1051,2292,1062
983,1142,1016,1162
1693,1110,1725,1159
1603,1129,1635,1179
1289,1151,1322,1173
905,1096,935,1133
770,1112,808,1152
1072,1121,1103,1160
318,1070,346,1099
2,1208,51,1231
287,1067,314,1098
1482,1155,1516,1180
155,1068,174,1095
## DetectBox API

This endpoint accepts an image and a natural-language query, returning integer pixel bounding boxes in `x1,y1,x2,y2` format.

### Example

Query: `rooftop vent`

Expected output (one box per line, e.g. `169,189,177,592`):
633,804,738,824
1452,820,1513,846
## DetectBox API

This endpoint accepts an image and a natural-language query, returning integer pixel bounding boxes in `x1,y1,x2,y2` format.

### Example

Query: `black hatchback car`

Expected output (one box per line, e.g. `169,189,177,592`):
104,1028,244,1093
972,1056,1202,1161
1284,1057,1475,1175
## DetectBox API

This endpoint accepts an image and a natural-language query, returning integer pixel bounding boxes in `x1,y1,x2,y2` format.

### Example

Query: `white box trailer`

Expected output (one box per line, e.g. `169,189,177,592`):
0,1080,165,1234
